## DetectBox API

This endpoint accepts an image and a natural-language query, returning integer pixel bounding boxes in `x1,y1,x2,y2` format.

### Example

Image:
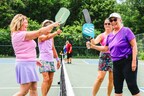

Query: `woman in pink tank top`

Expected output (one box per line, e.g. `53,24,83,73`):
91,18,113,96
38,20,62,96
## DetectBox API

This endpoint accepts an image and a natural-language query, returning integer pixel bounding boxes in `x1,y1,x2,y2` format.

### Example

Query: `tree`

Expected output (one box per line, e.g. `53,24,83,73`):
1,0,143,56
115,0,144,34
0,1,15,28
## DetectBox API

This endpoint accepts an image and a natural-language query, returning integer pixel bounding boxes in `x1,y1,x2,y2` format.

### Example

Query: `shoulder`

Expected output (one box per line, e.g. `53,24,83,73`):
15,31,26,36
12,31,26,40
122,27,135,41
99,33,104,37
96,33,103,39
122,27,132,32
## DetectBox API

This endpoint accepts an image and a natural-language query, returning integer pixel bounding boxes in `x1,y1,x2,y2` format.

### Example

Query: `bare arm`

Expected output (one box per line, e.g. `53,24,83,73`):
38,29,62,42
52,40,59,58
52,39,61,69
91,34,102,45
130,38,137,61
25,22,59,40
25,30,41,40
86,41,109,52
129,38,137,71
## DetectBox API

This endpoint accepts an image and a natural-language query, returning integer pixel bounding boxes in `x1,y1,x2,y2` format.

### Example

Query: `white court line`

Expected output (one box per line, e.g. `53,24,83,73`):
140,87,144,92
0,87,59,90
82,59,98,65
83,60,144,65
1,86,144,93
82,60,90,64
0,86,130,89
139,63,144,65
73,87,128,89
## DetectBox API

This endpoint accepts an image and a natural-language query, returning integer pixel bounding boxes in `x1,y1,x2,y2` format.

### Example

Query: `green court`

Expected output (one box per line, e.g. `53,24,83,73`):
0,58,144,96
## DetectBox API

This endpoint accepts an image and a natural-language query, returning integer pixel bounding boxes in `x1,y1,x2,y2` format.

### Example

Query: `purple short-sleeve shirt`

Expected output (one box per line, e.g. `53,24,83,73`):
106,27,135,61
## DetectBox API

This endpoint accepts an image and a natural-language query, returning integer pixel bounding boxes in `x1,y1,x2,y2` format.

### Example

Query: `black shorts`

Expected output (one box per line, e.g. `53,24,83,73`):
67,53,72,59
113,54,140,95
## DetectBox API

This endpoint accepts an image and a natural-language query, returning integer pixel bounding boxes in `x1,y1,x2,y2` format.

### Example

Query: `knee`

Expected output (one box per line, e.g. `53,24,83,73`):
97,76,104,82
43,77,49,82
49,77,53,83
30,86,37,91
43,77,53,83
30,83,37,91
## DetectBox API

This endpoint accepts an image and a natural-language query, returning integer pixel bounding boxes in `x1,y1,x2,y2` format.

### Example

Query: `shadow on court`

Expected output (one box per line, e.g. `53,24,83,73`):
0,58,144,96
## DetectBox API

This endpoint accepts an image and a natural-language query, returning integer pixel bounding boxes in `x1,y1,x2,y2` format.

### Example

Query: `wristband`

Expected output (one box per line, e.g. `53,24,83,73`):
56,57,60,62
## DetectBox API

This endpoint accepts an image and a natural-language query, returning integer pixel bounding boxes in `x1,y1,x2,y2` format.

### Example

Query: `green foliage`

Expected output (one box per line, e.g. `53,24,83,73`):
27,18,41,30
115,0,144,34
0,28,11,44
138,51,144,60
0,1,15,28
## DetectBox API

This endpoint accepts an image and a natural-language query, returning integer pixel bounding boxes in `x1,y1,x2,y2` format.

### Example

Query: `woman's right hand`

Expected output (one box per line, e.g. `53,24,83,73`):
90,39,95,44
52,22,60,27
56,29,62,35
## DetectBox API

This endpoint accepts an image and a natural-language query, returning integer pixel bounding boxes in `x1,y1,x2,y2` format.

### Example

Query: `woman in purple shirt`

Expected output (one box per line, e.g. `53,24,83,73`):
87,13,140,96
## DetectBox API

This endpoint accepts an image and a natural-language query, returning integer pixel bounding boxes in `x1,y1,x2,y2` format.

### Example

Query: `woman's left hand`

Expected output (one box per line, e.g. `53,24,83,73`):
36,60,42,67
132,60,137,71
57,61,61,69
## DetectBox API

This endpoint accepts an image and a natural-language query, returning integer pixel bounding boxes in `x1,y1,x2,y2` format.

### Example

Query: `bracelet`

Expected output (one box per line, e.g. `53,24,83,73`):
56,57,60,62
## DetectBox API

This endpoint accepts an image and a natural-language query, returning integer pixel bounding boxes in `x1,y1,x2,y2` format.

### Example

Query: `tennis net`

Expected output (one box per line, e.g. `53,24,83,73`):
58,54,75,96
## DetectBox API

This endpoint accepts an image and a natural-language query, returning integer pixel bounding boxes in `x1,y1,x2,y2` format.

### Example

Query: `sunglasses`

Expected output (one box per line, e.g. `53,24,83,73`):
104,23,111,25
109,18,117,22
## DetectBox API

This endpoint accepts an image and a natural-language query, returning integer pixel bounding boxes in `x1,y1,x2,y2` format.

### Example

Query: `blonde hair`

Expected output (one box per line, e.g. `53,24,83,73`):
10,14,27,32
42,20,53,27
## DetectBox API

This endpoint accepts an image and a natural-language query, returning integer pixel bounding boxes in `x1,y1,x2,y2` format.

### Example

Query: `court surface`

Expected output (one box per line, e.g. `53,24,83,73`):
0,58,144,96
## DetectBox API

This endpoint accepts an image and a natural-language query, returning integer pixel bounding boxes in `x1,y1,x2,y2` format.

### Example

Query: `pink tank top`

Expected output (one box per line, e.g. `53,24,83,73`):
100,33,110,53
38,38,54,61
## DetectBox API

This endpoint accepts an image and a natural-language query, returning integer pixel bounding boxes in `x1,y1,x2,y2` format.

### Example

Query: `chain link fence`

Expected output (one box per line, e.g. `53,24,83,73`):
136,33,144,59
0,45,99,58
0,33,143,58
136,33,144,51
